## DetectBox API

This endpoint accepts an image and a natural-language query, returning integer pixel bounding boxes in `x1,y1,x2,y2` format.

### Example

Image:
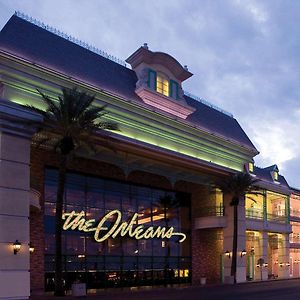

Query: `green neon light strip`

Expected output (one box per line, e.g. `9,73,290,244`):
4,71,243,171
1,57,256,157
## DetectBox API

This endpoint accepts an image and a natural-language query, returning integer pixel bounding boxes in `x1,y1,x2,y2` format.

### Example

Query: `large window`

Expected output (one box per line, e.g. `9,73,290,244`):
147,68,179,100
156,73,169,96
44,169,191,290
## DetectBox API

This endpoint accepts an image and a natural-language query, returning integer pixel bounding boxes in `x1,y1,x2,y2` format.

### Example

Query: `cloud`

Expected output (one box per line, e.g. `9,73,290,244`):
0,0,300,186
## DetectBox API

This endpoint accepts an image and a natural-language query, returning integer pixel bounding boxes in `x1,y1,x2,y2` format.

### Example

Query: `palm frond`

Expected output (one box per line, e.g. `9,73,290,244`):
28,87,118,155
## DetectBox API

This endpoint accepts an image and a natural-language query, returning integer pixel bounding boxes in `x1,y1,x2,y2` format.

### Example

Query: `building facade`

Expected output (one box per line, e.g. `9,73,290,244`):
0,12,297,300
289,188,300,278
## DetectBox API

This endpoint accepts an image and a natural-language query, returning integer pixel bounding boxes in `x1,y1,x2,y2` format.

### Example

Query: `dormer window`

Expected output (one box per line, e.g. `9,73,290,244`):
127,46,196,119
274,171,279,181
156,72,169,96
147,69,179,99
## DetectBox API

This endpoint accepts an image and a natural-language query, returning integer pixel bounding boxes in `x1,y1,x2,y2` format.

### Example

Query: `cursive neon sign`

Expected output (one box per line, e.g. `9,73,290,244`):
62,210,186,243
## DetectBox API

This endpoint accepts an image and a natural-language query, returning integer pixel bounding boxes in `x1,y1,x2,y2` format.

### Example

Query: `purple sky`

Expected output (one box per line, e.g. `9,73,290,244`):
1,0,300,187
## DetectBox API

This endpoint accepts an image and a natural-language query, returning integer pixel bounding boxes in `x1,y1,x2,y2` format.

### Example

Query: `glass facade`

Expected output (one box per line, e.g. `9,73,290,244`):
44,169,191,290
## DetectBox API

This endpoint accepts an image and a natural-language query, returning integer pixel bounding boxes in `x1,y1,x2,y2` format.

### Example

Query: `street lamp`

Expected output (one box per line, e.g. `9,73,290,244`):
29,243,35,253
13,240,21,255
225,250,231,259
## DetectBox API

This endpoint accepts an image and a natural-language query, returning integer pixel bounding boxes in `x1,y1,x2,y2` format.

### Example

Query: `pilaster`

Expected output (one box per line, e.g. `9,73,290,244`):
0,99,41,300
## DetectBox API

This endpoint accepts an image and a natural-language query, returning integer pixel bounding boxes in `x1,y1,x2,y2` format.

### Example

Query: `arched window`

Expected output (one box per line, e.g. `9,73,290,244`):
156,72,169,96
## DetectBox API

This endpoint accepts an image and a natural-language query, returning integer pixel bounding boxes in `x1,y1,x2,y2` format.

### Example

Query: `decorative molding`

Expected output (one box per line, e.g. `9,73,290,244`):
126,47,192,82
0,98,42,138
136,87,196,119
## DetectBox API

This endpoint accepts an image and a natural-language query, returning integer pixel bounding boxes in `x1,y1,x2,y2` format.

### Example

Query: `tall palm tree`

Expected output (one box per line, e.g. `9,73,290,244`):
217,172,260,284
158,194,180,284
28,87,118,296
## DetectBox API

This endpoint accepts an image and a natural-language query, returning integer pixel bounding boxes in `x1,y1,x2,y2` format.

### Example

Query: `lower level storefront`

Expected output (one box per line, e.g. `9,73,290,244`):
43,168,192,291
28,148,295,294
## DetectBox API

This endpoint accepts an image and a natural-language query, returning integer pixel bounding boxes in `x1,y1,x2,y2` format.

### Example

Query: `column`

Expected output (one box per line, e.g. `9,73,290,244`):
223,194,246,283
254,232,268,280
278,234,290,279
0,100,41,300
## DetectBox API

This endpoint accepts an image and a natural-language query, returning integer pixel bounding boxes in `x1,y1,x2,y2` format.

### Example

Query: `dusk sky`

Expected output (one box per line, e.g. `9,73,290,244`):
1,0,299,187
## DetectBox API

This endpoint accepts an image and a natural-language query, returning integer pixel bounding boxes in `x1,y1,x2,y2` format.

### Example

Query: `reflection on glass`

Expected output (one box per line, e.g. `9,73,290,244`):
44,169,191,290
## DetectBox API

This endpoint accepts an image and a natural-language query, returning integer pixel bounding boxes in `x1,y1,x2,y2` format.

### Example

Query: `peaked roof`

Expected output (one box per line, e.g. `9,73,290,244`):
0,14,258,152
263,164,279,172
253,166,289,188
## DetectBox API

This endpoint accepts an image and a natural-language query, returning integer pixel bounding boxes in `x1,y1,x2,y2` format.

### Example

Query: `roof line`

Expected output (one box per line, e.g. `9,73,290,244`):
13,12,234,119
183,90,234,118
14,11,127,67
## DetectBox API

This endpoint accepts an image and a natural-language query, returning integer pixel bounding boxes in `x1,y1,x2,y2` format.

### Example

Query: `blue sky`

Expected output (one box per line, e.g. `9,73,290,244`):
1,0,300,187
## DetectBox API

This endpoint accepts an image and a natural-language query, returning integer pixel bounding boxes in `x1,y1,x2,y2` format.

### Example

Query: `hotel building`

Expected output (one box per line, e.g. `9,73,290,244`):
0,12,297,300
289,188,300,277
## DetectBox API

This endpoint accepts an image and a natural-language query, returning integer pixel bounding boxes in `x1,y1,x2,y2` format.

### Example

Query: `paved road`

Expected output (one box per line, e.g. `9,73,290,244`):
30,279,300,300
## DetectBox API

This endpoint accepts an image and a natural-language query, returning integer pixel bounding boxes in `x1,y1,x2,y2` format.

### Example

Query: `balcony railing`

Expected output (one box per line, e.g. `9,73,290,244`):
246,208,264,220
290,210,300,218
267,213,287,223
289,235,300,244
199,205,224,217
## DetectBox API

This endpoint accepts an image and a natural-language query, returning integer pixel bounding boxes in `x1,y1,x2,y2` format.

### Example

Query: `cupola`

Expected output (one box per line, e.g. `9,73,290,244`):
126,44,196,119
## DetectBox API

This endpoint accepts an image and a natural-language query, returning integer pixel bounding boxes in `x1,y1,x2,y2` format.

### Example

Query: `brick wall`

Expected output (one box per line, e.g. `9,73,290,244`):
175,181,223,284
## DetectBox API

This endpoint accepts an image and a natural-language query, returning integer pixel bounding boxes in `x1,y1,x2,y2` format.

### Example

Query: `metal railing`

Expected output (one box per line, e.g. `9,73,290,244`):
267,213,287,223
199,205,224,217
245,208,264,220
290,209,300,218
289,234,300,244
246,208,288,223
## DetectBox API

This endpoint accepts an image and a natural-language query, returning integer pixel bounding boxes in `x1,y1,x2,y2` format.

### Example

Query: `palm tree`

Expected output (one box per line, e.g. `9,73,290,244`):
217,172,260,284
157,194,180,284
28,87,118,296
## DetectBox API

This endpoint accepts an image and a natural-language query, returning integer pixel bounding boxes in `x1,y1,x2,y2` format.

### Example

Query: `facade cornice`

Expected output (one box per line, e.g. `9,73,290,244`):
0,50,257,171
0,98,42,138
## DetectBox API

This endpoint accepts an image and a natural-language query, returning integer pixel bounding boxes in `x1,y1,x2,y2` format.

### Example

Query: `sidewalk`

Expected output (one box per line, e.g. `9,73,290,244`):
30,279,300,300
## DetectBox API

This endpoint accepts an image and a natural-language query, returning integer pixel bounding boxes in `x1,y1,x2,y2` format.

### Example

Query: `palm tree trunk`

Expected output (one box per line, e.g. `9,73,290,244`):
231,204,238,284
54,155,67,296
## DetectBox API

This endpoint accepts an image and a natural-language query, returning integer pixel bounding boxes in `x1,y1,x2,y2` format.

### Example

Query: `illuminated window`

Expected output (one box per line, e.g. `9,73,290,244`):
156,73,169,96
249,162,254,173
274,171,279,181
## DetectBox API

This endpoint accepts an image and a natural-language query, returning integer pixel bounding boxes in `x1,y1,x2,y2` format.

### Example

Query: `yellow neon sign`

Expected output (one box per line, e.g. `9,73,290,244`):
62,210,186,243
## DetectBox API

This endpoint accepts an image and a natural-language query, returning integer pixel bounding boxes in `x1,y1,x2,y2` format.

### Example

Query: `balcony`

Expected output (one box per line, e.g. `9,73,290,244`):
246,208,264,220
290,209,300,221
198,205,225,217
246,208,291,233
267,213,287,224
194,205,226,229
290,235,300,249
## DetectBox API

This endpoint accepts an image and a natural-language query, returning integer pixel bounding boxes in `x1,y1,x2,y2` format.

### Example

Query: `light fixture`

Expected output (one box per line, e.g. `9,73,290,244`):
263,263,268,268
241,249,247,257
13,240,21,255
29,243,35,253
250,247,255,254
225,250,231,259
